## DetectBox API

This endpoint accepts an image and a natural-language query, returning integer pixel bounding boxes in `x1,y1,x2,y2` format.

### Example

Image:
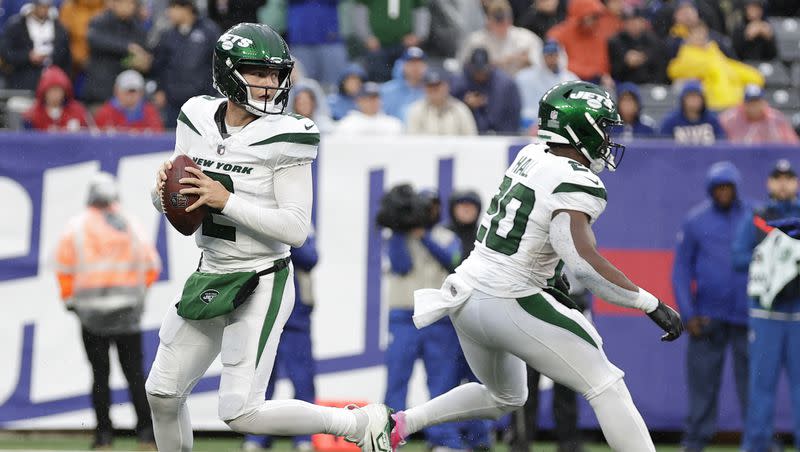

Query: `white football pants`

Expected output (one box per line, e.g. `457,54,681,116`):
404,289,655,452
145,265,358,452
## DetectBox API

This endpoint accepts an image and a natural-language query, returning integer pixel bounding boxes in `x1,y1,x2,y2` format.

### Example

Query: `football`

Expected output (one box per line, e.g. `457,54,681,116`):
161,154,207,236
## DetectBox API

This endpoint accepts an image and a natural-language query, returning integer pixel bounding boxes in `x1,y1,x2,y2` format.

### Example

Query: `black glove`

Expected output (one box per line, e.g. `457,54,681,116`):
647,301,683,342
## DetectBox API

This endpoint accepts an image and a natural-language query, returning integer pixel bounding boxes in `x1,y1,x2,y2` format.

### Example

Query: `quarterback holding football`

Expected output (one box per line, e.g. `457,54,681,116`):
391,81,683,452
147,23,393,452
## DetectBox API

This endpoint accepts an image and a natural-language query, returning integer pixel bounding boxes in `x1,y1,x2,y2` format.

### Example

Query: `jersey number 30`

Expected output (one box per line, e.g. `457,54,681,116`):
476,175,535,256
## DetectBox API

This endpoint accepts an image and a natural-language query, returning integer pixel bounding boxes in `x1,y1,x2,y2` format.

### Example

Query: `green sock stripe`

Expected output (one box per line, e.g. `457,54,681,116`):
256,266,290,366
517,293,598,349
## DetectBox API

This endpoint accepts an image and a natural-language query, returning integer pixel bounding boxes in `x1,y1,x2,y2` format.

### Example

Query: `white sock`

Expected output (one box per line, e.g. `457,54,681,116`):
227,399,361,439
588,379,655,452
404,382,518,435
148,394,193,452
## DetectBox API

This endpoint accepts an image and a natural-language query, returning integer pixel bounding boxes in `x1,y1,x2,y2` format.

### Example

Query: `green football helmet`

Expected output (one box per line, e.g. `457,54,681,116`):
537,81,625,173
212,23,294,116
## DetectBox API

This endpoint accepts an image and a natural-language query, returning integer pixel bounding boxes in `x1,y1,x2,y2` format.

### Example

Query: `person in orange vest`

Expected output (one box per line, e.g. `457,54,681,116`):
55,172,161,450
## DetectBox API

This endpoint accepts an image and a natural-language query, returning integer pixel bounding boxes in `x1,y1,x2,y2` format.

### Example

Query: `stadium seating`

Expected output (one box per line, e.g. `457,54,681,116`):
637,84,678,125
746,60,793,87
769,16,800,62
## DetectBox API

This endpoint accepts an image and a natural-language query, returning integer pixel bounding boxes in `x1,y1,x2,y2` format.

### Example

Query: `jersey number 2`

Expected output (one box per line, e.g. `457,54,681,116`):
202,171,236,241
476,176,536,256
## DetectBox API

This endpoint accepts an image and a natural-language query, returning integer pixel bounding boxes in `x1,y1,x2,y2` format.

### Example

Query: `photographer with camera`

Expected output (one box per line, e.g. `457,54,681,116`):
378,184,467,452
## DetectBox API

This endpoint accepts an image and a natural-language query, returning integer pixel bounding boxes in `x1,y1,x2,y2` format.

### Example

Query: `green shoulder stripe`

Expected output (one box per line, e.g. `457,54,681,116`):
552,182,607,201
250,132,320,147
177,111,201,136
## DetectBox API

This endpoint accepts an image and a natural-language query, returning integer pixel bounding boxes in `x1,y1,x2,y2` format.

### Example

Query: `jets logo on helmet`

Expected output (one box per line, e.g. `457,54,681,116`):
537,81,625,174
212,23,294,116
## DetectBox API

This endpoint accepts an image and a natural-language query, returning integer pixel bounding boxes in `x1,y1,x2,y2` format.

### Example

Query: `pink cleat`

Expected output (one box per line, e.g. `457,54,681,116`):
390,411,407,452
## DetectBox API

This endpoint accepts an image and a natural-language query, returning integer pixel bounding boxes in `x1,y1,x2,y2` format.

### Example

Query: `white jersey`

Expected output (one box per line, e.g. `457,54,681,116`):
456,142,607,298
173,96,318,271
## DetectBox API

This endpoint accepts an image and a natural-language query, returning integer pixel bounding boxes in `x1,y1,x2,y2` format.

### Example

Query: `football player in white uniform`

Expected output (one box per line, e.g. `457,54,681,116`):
390,81,683,452
146,23,393,452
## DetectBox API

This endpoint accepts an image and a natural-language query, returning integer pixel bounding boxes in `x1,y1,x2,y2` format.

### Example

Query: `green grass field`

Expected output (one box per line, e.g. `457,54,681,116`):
0,434,745,452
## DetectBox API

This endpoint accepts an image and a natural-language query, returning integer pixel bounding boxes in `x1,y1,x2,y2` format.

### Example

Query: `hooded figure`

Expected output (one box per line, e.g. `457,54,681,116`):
547,0,613,81
291,82,335,134
672,160,750,452
327,63,366,121
23,65,91,130
659,79,725,144
612,82,656,139
446,190,483,260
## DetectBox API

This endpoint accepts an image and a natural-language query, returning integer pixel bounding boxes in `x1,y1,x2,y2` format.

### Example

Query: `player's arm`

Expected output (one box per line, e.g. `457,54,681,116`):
550,209,683,341
216,163,312,248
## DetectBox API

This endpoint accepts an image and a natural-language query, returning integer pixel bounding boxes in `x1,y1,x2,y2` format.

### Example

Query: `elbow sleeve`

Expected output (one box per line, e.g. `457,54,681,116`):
550,212,659,312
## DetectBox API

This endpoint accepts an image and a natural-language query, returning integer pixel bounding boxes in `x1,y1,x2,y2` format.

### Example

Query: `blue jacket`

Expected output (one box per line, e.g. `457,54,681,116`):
387,230,462,275
327,64,366,120
287,0,341,46
612,83,657,139
287,232,318,331
659,80,726,142
152,17,220,109
672,162,750,325
380,71,425,121
733,197,800,312
450,68,521,135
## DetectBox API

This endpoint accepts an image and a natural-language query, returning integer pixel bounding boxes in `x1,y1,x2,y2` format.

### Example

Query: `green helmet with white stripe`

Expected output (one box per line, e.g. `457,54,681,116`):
537,81,625,174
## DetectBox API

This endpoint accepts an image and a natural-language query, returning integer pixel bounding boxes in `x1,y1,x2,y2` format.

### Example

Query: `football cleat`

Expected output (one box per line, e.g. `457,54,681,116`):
344,404,394,452
390,411,407,452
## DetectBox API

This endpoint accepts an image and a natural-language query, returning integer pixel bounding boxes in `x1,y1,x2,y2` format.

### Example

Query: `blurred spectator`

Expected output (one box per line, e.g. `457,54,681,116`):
151,0,218,127
612,82,656,139
667,22,764,111
663,0,734,58
242,235,319,452
598,0,624,36
335,82,404,134
765,0,799,16
23,65,91,130
0,0,71,91
94,70,164,132
651,0,729,40
83,0,150,105
547,0,613,87
352,0,429,82
517,0,566,38
59,0,104,73
425,0,485,58
720,84,799,145
327,63,366,121
207,0,260,32
608,6,667,84
659,80,725,145
292,82,335,133
381,46,427,120
459,0,542,76
446,190,481,260
732,0,777,61
286,0,347,89
733,160,800,452
515,40,577,130
451,47,521,135
673,161,750,452
54,172,160,450
406,70,477,135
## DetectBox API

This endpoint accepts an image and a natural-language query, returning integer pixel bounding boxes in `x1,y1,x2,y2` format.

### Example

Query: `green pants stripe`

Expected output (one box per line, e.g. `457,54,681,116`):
256,266,290,366
517,293,598,349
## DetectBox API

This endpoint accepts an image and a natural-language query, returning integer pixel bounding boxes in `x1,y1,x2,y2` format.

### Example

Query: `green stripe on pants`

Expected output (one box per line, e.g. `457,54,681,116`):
256,266,290,366
517,293,598,349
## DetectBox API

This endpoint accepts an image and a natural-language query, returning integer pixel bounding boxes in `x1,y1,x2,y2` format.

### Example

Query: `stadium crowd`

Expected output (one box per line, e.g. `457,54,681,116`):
0,0,798,143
